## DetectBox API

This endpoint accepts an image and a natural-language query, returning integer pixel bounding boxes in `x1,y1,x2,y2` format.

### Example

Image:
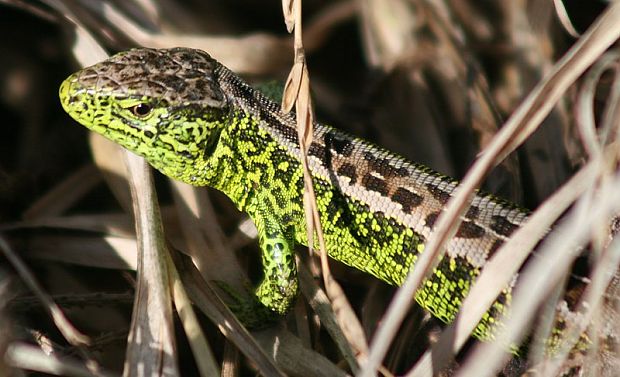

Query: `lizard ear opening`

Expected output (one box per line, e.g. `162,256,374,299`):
203,126,222,158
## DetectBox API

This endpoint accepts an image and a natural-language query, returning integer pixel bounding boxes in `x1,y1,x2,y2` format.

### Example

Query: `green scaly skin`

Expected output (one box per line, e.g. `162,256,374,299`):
59,48,586,347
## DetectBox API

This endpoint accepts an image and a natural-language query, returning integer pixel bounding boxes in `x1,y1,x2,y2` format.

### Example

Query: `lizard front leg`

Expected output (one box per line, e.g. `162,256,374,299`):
253,197,299,316
214,191,299,327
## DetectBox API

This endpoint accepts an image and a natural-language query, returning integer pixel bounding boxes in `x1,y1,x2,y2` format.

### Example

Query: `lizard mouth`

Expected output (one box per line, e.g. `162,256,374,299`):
59,74,91,125
59,75,77,114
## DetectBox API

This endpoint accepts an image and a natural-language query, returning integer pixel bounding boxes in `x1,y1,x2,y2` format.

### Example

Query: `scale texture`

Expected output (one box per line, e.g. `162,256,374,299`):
60,48,590,349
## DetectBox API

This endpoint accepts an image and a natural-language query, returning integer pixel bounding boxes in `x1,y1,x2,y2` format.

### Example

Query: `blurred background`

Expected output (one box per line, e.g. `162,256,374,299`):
0,0,613,376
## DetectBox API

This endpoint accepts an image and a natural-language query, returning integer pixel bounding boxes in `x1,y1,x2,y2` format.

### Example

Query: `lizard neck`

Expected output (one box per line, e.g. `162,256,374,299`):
204,112,265,212
207,64,304,215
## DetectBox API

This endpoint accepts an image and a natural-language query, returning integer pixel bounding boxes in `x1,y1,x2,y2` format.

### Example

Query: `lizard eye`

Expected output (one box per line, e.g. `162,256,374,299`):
131,103,153,117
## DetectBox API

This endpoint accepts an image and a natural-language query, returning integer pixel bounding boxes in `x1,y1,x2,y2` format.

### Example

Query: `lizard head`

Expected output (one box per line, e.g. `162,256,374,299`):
59,48,229,185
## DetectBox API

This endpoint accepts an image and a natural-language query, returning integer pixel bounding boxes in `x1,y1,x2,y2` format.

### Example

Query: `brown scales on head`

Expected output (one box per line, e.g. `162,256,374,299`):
69,48,227,108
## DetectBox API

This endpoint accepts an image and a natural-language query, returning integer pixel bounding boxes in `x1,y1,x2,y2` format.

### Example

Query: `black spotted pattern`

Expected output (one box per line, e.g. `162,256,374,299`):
455,221,485,239
324,131,354,157
426,183,451,205
391,187,423,213
364,151,409,178
361,174,389,196
337,163,358,183
490,215,519,237
308,143,327,162
465,206,479,220
425,212,440,229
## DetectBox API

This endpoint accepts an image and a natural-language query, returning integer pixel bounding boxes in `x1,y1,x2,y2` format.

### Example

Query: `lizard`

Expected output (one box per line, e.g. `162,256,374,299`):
58,47,590,352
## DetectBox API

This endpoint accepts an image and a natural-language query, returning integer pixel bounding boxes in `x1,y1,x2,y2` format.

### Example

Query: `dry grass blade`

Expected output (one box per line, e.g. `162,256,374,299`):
553,0,580,38
5,343,113,377
406,148,603,377
282,59,304,114
167,181,274,374
252,328,350,377
298,263,360,370
169,181,247,290
358,0,416,70
362,2,620,376
122,153,178,377
221,341,239,377
17,223,284,375
284,0,368,371
575,51,620,156
88,134,132,212
598,57,620,144
281,0,295,32
55,8,179,375
0,17,103,345
4,212,135,237
458,170,620,377
21,233,138,270
539,233,620,375
172,251,286,377
0,236,89,347
168,253,219,377
22,164,101,220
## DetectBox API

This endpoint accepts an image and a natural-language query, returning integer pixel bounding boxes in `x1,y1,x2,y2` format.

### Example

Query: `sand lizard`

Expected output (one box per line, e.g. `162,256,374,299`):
59,48,596,352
